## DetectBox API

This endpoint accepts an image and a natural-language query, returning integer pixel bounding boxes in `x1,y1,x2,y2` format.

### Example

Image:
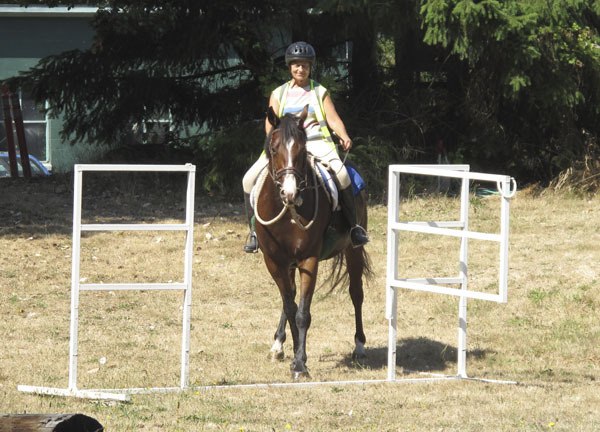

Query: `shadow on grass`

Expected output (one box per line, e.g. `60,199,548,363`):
0,174,244,236
339,337,492,372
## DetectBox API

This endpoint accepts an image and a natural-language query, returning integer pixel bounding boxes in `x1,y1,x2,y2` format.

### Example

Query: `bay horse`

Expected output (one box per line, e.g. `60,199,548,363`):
254,105,371,379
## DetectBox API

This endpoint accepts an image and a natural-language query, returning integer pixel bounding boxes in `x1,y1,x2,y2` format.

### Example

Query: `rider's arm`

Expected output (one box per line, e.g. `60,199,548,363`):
323,94,353,151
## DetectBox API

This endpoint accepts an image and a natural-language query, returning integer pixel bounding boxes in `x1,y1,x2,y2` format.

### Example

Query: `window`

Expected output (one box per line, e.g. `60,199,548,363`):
130,111,173,145
0,90,48,162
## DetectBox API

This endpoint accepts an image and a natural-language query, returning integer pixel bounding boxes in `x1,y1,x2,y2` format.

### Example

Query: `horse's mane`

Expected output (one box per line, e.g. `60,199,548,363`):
264,113,307,157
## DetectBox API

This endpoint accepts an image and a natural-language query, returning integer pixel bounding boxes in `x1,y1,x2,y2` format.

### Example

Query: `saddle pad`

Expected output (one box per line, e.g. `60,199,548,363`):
250,169,269,210
315,162,339,211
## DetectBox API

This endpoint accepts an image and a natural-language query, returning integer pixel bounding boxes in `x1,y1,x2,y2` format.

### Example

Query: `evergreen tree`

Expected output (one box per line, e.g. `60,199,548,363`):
12,0,284,146
418,0,600,180
8,0,600,190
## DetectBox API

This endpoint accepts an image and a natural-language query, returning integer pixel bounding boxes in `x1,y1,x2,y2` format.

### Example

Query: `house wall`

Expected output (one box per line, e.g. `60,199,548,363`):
0,12,107,173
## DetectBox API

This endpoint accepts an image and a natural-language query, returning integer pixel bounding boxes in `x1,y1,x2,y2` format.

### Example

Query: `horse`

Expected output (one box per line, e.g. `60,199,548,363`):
253,105,371,379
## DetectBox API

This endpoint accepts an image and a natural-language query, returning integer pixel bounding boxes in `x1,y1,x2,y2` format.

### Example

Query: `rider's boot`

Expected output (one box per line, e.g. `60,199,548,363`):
243,193,259,253
339,186,369,248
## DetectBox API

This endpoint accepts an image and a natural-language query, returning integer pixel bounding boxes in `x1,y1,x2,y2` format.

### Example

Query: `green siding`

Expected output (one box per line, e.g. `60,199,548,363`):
47,114,110,173
0,17,94,59
0,15,102,173
0,58,39,81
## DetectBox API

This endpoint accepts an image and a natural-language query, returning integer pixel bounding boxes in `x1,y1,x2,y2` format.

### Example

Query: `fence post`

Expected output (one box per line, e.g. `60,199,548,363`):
1,84,18,178
9,89,32,178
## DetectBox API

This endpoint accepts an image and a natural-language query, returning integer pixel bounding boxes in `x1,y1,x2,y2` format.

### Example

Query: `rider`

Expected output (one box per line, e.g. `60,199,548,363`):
242,41,369,253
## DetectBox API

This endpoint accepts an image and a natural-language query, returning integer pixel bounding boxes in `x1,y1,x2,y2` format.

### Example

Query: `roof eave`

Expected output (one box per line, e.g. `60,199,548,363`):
0,5,99,17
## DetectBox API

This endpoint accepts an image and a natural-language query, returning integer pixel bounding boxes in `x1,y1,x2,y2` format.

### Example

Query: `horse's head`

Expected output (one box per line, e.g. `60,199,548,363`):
265,105,309,206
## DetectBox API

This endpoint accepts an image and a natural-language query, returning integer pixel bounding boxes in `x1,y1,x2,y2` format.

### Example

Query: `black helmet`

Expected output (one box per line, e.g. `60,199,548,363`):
285,41,316,66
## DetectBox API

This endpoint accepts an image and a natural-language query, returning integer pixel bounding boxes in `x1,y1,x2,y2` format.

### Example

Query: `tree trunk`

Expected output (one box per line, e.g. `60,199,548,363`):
0,414,103,432
348,8,378,100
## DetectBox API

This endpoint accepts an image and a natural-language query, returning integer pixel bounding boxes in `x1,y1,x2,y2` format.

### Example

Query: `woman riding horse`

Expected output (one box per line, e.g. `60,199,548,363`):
242,41,369,252
253,104,370,378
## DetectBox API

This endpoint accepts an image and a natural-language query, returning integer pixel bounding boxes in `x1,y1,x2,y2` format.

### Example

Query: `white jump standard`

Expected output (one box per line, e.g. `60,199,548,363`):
18,164,196,401
386,164,517,383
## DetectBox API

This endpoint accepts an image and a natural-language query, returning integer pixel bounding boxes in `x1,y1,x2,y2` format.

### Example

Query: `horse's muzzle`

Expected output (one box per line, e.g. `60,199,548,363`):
276,167,304,206
280,173,298,205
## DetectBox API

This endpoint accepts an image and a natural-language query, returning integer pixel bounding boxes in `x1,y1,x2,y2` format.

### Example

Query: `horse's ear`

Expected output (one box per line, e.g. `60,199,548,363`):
267,106,279,128
298,104,309,126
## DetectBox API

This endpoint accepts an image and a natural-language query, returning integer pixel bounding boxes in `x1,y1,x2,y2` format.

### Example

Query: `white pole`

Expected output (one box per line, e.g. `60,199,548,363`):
386,168,400,381
457,175,470,378
180,166,196,389
499,177,511,303
68,166,83,391
387,294,398,381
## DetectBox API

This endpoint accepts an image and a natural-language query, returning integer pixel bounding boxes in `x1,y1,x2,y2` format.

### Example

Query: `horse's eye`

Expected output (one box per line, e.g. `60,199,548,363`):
270,137,280,153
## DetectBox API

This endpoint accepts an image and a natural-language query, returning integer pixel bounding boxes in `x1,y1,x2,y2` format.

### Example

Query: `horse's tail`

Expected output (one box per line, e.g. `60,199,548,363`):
324,246,374,293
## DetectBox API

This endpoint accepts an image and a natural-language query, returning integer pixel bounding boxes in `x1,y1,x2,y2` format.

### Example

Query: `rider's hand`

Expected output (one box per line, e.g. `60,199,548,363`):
339,137,353,151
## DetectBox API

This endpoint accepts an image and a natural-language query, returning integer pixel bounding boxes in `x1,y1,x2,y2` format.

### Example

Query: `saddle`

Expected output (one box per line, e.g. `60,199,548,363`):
315,159,366,201
250,156,366,260
250,155,365,212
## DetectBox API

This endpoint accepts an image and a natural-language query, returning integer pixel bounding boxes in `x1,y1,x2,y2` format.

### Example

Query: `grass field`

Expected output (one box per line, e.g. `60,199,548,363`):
0,173,599,431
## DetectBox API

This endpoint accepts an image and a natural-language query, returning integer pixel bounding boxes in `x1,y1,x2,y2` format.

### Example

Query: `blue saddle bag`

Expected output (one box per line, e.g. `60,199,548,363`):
347,164,366,196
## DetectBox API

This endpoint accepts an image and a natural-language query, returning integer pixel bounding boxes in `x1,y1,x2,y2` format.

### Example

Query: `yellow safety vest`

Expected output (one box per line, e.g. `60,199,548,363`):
276,79,333,144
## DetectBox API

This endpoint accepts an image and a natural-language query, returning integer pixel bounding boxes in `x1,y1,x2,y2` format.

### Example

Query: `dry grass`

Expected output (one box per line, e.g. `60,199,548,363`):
0,174,599,431
550,139,600,193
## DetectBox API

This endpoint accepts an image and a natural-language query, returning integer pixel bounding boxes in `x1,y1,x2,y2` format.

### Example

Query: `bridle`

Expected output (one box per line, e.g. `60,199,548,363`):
269,146,309,204
255,126,320,230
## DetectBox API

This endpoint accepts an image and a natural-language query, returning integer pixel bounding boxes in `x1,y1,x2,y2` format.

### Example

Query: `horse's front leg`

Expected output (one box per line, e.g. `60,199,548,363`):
264,258,300,361
269,311,287,361
291,256,318,379
270,267,297,361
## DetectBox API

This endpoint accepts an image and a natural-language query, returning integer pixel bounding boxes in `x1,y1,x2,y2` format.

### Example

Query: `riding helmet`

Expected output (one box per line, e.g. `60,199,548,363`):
285,41,316,65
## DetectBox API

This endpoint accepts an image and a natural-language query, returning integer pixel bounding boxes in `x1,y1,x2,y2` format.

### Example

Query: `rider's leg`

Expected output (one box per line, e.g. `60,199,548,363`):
242,154,268,253
243,192,259,253
338,185,369,247
307,141,369,247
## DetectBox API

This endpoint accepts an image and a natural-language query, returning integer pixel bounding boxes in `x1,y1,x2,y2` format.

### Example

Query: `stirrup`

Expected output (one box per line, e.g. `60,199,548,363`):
244,232,259,253
350,225,369,248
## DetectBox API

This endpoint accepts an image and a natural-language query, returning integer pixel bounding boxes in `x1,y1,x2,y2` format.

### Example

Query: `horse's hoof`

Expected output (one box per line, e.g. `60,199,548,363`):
352,340,367,363
292,370,310,381
268,349,285,362
352,348,367,359
352,351,367,365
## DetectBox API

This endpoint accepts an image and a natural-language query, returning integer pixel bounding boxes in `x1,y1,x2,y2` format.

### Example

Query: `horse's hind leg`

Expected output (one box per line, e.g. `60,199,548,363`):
270,267,296,361
345,246,366,360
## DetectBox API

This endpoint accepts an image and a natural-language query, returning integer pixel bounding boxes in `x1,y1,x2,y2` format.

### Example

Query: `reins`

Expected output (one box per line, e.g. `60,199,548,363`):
254,155,320,230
